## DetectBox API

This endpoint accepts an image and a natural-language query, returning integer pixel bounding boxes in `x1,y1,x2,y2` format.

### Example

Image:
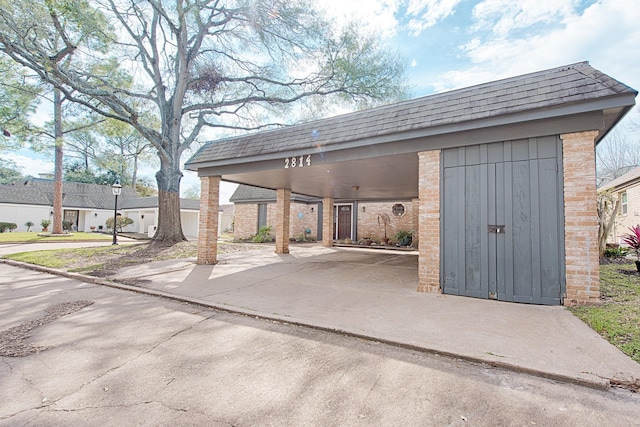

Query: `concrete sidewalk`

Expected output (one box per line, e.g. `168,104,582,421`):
4,243,640,390
105,244,640,391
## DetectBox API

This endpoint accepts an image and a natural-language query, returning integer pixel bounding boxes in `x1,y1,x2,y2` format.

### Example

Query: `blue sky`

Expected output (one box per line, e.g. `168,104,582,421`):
13,0,640,203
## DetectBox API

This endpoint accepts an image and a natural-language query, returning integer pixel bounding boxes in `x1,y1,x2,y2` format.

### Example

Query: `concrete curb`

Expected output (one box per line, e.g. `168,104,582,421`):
0,258,612,391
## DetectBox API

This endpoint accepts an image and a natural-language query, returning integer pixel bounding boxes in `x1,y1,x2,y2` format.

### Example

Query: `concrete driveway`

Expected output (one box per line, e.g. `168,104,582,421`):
1,264,640,426
2,242,640,391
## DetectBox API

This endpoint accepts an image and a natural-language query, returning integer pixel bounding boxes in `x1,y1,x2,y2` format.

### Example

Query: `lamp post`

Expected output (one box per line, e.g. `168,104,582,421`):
112,180,122,245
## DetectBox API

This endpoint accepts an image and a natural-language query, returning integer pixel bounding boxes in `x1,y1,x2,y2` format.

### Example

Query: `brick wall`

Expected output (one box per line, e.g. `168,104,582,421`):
322,198,334,247
233,203,258,240
234,202,318,240
356,201,415,243
275,189,290,254
417,150,441,293
561,131,600,305
196,176,220,265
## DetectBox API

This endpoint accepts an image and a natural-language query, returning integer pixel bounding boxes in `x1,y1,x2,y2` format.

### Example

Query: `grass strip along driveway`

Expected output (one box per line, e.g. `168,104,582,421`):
3,242,640,364
570,261,640,364
0,232,113,243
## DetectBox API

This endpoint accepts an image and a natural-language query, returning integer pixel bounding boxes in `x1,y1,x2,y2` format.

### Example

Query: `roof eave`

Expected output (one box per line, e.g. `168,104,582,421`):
186,92,635,171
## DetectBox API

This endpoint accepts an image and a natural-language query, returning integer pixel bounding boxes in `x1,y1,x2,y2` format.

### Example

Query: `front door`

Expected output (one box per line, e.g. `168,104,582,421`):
441,137,565,305
64,210,79,231
336,205,352,240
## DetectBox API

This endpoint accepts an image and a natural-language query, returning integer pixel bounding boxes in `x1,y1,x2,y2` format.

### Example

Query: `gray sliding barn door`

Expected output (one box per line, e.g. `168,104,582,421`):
441,137,565,305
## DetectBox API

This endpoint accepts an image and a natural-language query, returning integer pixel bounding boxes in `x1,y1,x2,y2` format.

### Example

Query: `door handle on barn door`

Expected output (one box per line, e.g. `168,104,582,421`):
488,225,506,233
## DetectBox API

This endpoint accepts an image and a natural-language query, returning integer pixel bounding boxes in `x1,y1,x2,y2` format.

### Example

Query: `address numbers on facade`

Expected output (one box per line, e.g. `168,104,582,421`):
284,155,311,169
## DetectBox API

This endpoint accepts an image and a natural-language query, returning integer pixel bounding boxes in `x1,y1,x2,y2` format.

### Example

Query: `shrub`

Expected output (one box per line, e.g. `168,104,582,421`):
0,222,17,233
252,226,273,243
105,216,134,232
604,246,629,259
62,220,73,231
25,221,34,232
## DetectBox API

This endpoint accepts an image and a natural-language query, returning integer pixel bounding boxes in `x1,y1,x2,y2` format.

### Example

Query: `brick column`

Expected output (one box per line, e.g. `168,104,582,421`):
322,197,334,247
561,131,600,305
412,197,420,249
275,188,291,254
197,176,220,265
417,150,441,293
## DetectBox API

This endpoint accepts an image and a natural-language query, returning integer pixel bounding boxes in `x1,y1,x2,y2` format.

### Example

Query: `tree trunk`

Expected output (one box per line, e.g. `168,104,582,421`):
153,156,186,245
52,88,64,235
598,199,620,257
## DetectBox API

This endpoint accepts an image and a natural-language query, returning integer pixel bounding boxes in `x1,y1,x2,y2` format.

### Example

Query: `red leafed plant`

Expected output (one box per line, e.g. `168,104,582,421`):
622,225,640,261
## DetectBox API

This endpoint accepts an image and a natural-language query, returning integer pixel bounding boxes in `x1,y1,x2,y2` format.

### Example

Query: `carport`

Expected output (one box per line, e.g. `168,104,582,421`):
185,62,637,306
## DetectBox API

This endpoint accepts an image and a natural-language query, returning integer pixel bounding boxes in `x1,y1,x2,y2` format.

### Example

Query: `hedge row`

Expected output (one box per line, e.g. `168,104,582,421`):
0,222,17,233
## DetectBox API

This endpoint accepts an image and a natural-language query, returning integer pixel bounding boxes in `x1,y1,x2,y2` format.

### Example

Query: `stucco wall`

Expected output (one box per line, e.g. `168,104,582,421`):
0,204,52,232
610,184,640,245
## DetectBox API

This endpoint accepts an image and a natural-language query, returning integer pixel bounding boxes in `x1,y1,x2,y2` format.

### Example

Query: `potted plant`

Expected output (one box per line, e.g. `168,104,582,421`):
395,230,413,247
40,219,51,232
377,213,391,244
622,224,640,272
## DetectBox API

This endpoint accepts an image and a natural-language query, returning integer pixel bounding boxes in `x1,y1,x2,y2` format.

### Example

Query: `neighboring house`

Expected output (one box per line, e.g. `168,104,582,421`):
186,62,637,306
231,184,415,243
598,166,640,245
0,178,201,237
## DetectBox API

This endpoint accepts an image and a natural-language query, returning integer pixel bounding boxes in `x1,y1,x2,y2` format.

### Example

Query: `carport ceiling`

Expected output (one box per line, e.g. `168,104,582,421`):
222,152,418,200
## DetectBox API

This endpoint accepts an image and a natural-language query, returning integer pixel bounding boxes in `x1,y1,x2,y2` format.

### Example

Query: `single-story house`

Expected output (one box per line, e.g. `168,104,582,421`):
0,178,201,237
230,184,415,244
599,166,640,244
185,62,637,306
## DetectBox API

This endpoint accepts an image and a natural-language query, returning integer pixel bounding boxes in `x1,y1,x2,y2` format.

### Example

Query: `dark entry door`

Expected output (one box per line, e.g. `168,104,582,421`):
441,137,565,305
336,205,352,240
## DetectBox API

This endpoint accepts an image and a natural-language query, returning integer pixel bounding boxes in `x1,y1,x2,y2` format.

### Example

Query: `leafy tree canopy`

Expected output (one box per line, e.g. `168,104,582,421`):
0,0,408,244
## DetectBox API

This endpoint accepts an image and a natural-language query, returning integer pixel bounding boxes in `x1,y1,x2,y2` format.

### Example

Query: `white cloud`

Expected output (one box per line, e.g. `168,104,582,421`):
433,0,640,94
471,0,577,37
406,0,463,35
317,0,401,39
11,154,52,177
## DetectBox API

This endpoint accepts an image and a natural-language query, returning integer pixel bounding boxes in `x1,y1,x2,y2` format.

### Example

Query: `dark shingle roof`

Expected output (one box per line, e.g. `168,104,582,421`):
186,62,637,167
0,179,199,211
230,184,319,203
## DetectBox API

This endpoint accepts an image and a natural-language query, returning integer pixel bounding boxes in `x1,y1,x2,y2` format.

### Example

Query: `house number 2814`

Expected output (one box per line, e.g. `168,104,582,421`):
284,155,311,169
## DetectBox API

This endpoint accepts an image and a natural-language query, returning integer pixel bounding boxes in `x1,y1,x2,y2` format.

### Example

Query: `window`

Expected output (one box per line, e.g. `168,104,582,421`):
257,203,267,229
621,192,628,215
392,203,406,217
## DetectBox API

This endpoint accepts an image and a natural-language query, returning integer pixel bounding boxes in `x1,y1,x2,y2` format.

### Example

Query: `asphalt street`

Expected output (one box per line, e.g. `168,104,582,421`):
1,264,639,426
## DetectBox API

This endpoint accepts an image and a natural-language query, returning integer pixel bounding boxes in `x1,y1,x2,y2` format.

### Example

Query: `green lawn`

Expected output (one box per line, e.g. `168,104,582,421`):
0,232,113,243
570,262,640,364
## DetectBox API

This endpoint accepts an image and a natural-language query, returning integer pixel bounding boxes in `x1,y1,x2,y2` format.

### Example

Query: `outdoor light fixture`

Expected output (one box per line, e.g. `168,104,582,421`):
362,206,366,212
111,180,122,245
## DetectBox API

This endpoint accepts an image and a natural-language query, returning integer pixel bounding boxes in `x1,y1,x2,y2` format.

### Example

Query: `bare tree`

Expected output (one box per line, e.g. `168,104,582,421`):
0,0,407,244
596,129,640,186
597,190,620,257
